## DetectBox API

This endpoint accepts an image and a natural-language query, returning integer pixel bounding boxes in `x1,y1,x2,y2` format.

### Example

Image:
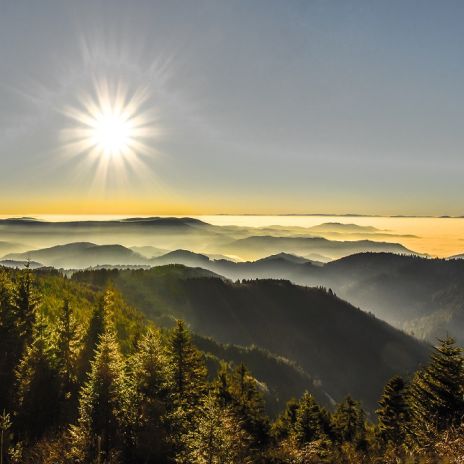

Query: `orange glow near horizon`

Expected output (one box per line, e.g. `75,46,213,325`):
0,197,464,258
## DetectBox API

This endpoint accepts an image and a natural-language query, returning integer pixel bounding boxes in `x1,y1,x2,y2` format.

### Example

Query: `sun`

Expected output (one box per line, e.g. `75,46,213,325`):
90,107,134,158
61,79,158,181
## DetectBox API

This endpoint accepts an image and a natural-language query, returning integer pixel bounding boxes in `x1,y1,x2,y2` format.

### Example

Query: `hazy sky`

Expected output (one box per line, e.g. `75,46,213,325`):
0,0,463,216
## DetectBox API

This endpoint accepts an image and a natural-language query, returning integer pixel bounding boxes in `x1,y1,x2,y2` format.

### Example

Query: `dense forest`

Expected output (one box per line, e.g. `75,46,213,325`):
1,266,464,463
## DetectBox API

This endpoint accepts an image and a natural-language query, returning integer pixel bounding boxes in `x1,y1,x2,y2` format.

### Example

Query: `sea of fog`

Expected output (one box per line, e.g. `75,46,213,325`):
0,214,463,258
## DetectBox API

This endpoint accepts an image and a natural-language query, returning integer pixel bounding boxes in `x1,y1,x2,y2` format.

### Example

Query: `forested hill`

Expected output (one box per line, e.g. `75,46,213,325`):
2,265,464,463
72,265,430,413
0,266,319,416
143,251,464,345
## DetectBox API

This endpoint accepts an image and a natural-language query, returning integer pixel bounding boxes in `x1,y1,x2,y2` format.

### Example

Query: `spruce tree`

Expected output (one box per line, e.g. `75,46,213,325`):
293,392,330,445
55,300,79,384
131,328,170,462
70,330,132,463
376,375,409,445
11,265,39,346
331,396,366,447
0,270,20,411
15,321,61,442
165,320,207,457
178,393,252,464
0,410,12,464
409,337,464,435
219,363,270,447
272,397,300,440
166,320,207,408
53,299,80,423
78,294,108,380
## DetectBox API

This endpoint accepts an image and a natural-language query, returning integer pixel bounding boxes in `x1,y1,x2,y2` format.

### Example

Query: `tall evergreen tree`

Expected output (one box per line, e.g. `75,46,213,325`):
130,328,170,462
165,320,208,457
53,299,80,424
178,393,252,464
331,396,366,447
409,337,464,435
15,321,61,442
0,410,12,464
272,397,300,440
55,300,79,384
0,270,20,411
11,265,39,346
78,294,108,380
166,320,207,408
70,330,132,463
293,392,330,446
376,375,410,445
218,363,270,448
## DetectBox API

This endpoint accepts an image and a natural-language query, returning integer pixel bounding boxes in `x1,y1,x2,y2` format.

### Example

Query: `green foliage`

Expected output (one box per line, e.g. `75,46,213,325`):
0,270,21,411
11,266,39,346
0,410,12,464
376,376,410,446
213,363,270,448
130,328,170,462
15,324,61,442
272,397,299,440
72,266,429,415
70,330,132,463
177,393,252,464
293,392,331,446
3,266,464,463
409,337,464,442
331,396,366,448
166,320,207,407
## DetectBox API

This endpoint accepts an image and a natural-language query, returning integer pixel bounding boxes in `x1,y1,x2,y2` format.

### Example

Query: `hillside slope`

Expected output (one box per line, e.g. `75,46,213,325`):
73,265,430,413
148,251,464,344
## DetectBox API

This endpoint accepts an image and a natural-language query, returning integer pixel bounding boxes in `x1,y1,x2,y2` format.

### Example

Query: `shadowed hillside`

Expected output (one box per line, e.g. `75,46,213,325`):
72,265,430,413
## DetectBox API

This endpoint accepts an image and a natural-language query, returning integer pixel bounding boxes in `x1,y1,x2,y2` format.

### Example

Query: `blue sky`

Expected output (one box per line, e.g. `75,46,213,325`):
0,0,463,215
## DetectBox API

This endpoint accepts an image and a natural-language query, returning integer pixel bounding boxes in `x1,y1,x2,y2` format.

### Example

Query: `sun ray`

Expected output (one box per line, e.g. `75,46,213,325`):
61,78,158,188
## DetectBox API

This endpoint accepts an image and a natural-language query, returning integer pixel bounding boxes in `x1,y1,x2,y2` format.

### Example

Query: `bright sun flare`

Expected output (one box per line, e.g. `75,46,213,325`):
90,108,133,157
61,80,158,182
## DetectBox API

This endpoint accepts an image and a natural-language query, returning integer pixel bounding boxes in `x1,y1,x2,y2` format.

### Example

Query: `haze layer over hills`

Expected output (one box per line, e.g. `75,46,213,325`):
0,216,422,263
2,216,464,347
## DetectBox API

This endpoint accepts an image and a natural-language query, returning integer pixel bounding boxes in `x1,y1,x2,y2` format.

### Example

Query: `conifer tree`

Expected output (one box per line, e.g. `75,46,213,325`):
178,393,252,464
130,328,170,462
53,299,80,423
293,392,330,445
0,410,12,464
272,397,300,440
15,320,61,442
70,330,132,463
219,363,270,447
331,396,366,447
55,300,79,384
11,265,39,346
166,320,207,408
0,271,19,411
78,294,108,379
409,337,464,435
165,320,208,457
376,375,409,445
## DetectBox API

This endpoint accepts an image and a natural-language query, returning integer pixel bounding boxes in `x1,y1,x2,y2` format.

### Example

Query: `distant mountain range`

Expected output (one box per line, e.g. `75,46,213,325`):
1,230,420,268
223,235,419,261
72,265,430,414
0,217,422,262
4,242,147,268
449,253,464,259
0,259,43,269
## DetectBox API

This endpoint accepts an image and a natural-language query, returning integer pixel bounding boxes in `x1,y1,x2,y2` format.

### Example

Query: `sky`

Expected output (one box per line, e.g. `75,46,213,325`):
0,0,463,216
